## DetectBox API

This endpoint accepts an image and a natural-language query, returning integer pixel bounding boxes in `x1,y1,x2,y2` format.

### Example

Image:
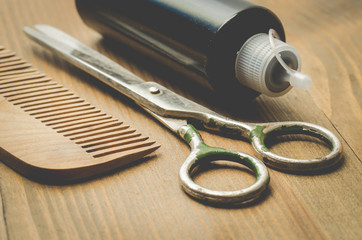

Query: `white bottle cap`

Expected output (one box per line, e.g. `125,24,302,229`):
235,29,312,97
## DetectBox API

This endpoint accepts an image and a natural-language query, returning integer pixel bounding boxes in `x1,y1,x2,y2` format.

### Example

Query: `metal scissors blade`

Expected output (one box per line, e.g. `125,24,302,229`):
24,25,342,205
24,25,219,120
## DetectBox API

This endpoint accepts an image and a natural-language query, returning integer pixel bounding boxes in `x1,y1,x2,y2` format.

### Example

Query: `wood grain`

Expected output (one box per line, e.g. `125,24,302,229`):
0,0,361,239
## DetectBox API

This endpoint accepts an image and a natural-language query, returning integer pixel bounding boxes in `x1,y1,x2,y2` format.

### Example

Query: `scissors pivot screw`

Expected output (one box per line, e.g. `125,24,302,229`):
149,86,161,94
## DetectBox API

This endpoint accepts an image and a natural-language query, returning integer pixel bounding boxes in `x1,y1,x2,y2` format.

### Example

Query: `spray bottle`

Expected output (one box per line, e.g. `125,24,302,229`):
75,0,311,98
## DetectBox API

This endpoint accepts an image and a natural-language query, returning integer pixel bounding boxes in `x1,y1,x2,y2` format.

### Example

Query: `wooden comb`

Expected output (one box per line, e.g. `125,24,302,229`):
0,46,160,183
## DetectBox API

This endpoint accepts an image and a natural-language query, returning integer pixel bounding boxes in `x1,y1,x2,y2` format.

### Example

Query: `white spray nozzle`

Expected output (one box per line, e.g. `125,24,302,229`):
268,29,312,90
288,70,312,90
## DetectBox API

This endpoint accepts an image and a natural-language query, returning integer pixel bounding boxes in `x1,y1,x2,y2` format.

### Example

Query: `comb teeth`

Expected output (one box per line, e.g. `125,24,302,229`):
0,46,160,181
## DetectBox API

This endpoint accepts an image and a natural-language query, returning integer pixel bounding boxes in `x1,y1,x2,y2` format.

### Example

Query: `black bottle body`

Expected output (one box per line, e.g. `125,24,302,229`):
76,0,285,98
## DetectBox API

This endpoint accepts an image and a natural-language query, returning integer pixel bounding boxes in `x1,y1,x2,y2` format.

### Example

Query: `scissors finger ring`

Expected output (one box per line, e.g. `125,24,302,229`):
202,115,343,172
249,121,342,171
178,124,269,205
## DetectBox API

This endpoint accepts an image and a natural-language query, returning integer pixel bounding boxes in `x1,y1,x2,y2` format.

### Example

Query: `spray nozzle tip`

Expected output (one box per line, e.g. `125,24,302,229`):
288,70,312,90
269,29,312,91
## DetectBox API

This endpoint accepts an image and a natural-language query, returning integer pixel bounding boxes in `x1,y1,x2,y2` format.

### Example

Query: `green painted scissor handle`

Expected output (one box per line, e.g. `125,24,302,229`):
177,124,270,205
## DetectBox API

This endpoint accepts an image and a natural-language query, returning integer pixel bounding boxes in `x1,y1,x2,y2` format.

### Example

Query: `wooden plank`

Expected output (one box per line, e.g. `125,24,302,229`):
0,0,360,239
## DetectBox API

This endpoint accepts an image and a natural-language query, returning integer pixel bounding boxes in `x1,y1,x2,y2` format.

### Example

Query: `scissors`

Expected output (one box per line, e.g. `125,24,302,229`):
24,25,343,205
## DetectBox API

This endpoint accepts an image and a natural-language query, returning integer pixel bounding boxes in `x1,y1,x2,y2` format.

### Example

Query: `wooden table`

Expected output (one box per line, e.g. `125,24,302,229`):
1,0,361,239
